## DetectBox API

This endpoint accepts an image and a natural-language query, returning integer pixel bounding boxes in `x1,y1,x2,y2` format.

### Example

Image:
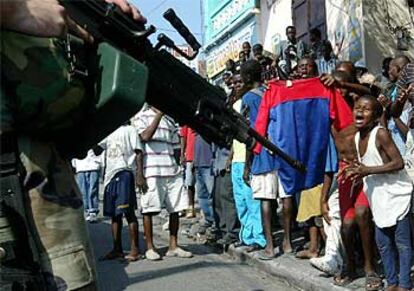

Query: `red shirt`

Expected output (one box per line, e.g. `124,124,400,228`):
180,126,196,162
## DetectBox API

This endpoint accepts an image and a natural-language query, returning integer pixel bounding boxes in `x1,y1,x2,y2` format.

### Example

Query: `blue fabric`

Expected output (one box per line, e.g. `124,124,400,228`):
194,135,213,168
325,134,338,173
195,167,215,225
242,88,276,175
76,170,100,214
103,170,136,217
231,162,266,247
375,215,412,289
268,98,330,194
388,86,410,155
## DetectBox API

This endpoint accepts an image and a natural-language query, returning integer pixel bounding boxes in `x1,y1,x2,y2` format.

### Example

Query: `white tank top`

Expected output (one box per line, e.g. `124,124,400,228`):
355,125,413,228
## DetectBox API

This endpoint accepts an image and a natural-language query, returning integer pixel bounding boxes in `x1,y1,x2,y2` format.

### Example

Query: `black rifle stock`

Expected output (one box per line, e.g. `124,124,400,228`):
61,0,306,173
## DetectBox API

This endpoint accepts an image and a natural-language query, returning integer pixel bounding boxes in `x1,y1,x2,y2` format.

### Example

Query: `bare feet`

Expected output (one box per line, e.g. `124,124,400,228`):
125,249,140,262
295,249,318,259
282,239,293,254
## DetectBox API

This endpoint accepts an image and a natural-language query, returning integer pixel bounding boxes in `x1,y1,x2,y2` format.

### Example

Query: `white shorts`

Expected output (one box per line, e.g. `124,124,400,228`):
251,170,290,199
141,175,188,214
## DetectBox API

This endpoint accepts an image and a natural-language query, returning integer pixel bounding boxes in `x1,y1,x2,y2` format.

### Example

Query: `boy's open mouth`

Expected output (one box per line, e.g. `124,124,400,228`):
354,114,365,125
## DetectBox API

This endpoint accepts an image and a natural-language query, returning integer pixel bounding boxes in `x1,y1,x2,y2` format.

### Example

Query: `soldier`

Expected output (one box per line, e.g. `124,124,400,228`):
1,0,146,290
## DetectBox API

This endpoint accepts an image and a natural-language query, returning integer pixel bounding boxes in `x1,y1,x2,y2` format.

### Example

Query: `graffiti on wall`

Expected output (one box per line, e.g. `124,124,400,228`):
328,0,363,63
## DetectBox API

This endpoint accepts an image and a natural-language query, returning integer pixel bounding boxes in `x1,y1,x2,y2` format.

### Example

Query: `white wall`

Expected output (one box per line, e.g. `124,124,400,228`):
362,0,414,73
325,0,365,64
326,0,414,74
260,0,293,54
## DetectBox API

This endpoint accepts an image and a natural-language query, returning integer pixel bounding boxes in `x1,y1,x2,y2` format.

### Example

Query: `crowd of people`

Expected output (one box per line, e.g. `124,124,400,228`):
72,24,414,291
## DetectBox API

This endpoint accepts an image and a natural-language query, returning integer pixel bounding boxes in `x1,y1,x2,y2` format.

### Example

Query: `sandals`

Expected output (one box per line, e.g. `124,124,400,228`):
125,254,140,262
365,272,383,291
333,272,358,287
245,243,263,253
257,250,276,261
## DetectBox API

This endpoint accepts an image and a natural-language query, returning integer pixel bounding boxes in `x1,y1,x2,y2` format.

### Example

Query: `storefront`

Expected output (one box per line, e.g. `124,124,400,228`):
203,0,260,81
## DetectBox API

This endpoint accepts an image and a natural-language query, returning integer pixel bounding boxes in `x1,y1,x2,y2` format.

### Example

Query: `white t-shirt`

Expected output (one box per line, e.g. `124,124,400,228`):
136,107,181,178
99,125,142,186
72,150,101,172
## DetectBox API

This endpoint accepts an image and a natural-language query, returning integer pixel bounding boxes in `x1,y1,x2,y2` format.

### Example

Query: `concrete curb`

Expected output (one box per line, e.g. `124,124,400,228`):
226,245,362,291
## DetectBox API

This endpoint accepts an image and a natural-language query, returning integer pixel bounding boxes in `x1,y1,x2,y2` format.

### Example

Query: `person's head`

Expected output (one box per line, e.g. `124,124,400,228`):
322,41,333,60
336,61,357,83
298,57,318,78
332,70,353,100
381,57,393,79
225,59,236,73
232,73,244,95
286,26,296,42
252,43,264,59
309,28,321,43
222,71,233,86
388,55,411,82
240,60,262,86
353,95,383,130
239,51,246,63
242,41,251,57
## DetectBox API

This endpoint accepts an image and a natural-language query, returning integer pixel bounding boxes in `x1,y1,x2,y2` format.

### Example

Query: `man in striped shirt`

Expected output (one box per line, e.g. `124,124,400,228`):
315,41,338,75
136,105,192,260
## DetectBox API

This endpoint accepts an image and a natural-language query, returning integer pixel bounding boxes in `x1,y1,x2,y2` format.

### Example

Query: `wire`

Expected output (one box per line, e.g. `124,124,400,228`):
157,27,202,36
147,0,168,16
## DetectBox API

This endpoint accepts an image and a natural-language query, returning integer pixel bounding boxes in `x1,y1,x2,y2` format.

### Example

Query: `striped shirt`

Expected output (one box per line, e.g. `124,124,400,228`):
136,108,181,178
316,57,338,75
397,63,414,91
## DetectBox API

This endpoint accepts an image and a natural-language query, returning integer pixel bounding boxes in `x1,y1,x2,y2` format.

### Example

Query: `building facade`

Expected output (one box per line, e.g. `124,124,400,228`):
259,0,414,73
203,0,261,82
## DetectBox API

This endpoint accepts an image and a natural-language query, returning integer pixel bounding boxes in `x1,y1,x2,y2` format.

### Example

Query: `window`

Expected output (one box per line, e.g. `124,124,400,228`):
292,0,326,43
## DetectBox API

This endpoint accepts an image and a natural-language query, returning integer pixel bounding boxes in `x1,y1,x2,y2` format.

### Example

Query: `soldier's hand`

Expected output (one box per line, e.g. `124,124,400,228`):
2,0,93,43
105,0,147,23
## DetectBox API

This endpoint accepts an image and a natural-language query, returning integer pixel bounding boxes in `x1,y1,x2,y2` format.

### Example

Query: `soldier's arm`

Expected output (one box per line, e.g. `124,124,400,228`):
1,0,69,37
1,0,145,42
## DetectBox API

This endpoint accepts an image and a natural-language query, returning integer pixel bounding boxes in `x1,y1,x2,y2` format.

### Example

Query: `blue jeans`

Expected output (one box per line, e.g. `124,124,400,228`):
195,167,214,225
232,162,266,247
76,170,100,214
375,215,412,289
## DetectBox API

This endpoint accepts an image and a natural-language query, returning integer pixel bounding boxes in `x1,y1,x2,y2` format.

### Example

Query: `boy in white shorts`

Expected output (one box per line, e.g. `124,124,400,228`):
136,105,192,260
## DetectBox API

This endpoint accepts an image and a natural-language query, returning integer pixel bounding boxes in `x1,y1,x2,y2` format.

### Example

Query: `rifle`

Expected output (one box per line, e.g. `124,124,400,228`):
60,0,306,173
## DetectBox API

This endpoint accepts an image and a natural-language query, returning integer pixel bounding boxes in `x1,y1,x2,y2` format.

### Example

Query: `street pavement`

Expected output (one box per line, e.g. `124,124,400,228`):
88,213,298,291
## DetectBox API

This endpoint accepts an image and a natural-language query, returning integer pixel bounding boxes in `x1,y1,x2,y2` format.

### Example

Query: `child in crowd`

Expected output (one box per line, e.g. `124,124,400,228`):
230,70,266,250
72,149,101,222
96,122,142,262
346,95,413,291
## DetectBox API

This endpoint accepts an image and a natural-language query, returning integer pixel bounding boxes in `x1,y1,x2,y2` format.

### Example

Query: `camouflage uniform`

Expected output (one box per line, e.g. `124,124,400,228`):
1,31,97,290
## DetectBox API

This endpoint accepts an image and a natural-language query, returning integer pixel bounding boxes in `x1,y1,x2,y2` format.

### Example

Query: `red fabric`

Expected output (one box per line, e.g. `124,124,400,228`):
338,161,370,220
329,89,354,131
253,78,343,154
180,126,196,162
